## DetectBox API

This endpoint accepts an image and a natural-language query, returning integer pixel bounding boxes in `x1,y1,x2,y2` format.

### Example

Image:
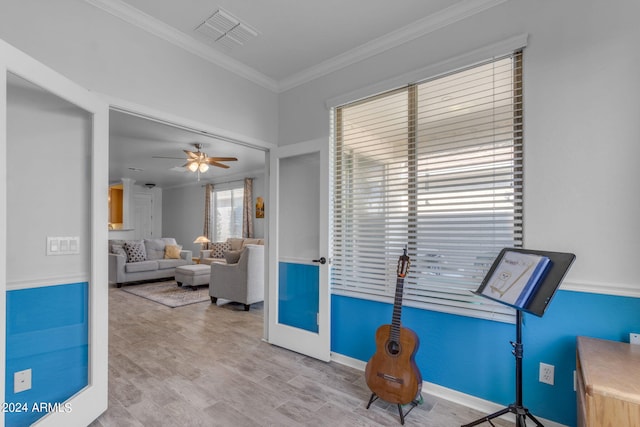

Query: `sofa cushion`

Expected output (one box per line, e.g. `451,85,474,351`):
224,249,244,264
242,238,263,247
227,238,245,251
109,239,126,252
157,259,188,270
162,237,178,246
125,260,158,273
209,241,231,258
144,239,166,260
164,244,182,259
124,241,146,262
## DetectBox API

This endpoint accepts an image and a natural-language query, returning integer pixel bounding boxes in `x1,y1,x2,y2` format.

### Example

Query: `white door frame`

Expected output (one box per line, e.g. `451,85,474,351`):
267,138,330,361
0,39,109,427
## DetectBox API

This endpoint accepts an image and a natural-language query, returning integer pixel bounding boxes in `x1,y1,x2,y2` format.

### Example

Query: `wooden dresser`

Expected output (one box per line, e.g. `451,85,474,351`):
576,336,640,427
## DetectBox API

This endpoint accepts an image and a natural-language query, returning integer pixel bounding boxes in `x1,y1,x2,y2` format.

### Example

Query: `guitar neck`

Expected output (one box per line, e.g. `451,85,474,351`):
390,275,405,341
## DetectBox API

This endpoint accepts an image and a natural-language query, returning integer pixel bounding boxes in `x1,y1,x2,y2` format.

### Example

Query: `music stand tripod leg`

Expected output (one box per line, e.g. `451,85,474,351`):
461,406,511,427
523,409,544,427
461,311,547,427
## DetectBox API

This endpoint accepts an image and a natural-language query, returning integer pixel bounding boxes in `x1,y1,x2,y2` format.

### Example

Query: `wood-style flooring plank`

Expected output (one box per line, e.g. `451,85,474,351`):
91,285,514,426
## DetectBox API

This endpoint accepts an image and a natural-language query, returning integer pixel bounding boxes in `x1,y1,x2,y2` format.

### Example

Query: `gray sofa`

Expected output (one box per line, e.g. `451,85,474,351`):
109,238,192,287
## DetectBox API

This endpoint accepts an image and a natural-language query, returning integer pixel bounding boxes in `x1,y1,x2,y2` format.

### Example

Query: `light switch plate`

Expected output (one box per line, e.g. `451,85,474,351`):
47,236,80,255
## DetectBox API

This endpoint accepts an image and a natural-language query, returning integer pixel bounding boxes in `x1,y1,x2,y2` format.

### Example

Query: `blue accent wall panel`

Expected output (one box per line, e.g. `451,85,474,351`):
279,262,319,333
5,282,89,427
332,290,640,427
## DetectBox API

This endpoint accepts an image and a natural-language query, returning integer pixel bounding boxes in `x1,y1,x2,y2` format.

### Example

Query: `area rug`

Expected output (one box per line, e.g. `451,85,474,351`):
120,280,210,308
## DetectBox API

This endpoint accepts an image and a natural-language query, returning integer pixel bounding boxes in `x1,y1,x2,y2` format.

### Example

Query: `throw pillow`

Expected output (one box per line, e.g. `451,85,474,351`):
144,238,166,260
123,241,146,263
111,244,127,260
223,249,243,264
164,244,182,259
210,241,231,259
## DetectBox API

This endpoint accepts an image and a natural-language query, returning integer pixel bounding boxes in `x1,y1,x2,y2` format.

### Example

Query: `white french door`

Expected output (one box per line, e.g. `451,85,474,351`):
267,139,330,361
0,39,108,426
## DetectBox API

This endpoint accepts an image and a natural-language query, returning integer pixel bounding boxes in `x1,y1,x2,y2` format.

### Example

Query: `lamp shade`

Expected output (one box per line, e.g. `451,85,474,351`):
187,162,199,172
193,235,211,244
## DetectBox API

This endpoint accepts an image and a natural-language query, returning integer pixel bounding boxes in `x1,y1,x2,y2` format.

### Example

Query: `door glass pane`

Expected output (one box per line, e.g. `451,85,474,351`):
278,152,320,333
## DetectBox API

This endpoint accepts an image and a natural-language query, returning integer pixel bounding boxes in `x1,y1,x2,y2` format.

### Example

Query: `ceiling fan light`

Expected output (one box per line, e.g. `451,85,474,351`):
199,162,209,173
187,162,199,172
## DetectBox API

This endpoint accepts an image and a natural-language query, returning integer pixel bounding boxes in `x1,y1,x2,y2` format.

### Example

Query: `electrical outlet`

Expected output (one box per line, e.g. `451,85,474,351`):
539,362,554,385
630,333,640,345
14,369,31,393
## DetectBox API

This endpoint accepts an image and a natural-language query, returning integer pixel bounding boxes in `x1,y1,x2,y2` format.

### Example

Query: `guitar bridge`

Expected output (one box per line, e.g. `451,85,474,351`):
377,372,404,384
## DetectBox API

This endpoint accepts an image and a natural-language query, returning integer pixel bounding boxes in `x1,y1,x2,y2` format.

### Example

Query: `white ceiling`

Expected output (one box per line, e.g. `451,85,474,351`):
109,110,267,189
117,0,456,84
102,0,504,188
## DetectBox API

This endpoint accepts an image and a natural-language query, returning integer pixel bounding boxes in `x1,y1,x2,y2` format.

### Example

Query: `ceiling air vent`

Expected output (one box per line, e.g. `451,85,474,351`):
195,8,258,49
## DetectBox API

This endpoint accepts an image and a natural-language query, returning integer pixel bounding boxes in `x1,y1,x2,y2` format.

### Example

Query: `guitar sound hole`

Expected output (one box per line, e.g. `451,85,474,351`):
386,340,401,355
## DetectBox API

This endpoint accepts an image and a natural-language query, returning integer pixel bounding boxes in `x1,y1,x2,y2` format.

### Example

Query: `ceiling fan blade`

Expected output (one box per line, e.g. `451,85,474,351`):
208,161,231,169
152,156,185,160
206,157,237,162
184,150,199,159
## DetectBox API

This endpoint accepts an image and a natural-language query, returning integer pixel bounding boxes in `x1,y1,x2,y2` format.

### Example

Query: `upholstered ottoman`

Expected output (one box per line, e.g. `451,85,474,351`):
175,264,211,289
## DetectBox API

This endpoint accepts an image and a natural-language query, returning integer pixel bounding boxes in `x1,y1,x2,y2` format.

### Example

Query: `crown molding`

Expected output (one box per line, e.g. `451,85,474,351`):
277,0,510,92
84,0,279,92
85,0,508,93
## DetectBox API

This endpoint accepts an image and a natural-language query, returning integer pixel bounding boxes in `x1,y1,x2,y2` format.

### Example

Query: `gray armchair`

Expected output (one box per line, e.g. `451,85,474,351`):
209,244,265,310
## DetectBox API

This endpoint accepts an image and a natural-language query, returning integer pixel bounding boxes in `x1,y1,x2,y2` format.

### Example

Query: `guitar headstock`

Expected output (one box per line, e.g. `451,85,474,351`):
396,247,411,278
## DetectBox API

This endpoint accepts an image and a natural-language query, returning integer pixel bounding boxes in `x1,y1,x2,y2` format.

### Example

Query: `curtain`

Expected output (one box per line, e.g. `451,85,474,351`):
242,178,254,238
204,183,214,244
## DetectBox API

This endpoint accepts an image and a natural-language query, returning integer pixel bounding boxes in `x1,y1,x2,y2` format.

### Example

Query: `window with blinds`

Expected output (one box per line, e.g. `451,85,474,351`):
331,52,523,323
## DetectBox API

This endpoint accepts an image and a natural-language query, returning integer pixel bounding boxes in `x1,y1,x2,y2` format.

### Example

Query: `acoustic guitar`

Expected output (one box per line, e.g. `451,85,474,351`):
365,248,422,406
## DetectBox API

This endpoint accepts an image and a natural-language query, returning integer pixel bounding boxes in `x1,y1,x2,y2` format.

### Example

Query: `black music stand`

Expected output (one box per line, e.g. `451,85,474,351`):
462,248,575,427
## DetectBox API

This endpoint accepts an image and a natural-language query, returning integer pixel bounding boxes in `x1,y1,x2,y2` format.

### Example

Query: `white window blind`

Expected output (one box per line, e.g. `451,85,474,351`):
331,52,523,323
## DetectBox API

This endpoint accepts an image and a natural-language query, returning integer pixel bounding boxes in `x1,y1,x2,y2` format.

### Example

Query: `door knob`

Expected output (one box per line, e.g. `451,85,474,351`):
312,257,327,265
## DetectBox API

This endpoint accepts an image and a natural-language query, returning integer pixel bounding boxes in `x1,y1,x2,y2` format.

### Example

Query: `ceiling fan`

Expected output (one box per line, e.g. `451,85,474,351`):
154,143,237,176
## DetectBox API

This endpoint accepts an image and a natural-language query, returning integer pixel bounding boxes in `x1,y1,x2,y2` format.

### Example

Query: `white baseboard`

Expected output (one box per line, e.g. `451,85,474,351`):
330,352,568,427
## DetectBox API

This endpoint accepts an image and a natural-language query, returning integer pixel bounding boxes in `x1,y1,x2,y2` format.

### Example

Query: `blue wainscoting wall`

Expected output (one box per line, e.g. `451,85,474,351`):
332,289,640,427
5,282,89,427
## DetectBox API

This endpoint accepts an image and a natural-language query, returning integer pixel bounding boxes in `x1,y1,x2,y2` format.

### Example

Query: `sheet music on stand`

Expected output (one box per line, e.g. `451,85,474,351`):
474,248,576,317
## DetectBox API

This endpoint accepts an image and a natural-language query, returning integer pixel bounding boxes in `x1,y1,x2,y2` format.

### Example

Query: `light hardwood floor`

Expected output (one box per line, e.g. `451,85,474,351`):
91,285,514,426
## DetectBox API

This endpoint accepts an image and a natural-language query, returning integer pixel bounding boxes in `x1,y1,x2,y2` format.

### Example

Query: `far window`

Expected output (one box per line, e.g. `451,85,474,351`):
212,186,244,242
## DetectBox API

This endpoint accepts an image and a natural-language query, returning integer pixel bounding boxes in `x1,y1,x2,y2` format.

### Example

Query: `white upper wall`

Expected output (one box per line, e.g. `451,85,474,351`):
278,0,640,295
0,0,278,145
2,0,638,295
